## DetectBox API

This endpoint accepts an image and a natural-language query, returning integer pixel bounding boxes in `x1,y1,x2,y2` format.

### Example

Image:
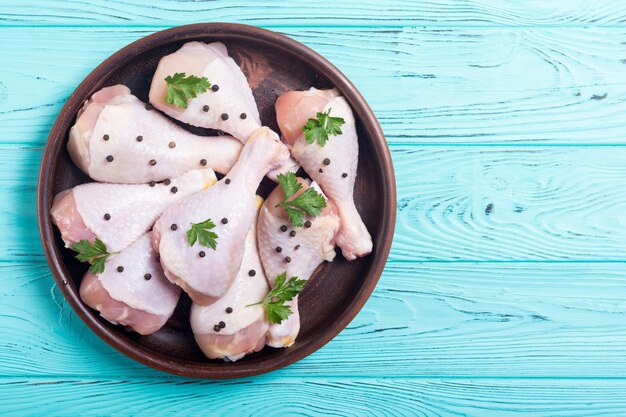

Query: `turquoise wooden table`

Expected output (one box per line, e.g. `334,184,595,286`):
4,1,626,415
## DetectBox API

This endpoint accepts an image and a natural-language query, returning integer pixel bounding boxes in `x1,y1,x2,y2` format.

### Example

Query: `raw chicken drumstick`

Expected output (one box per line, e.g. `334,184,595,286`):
275,88,372,260
191,197,269,361
153,127,290,305
149,42,261,142
257,178,340,347
69,84,242,183
80,232,181,335
148,42,298,179
51,169,216,253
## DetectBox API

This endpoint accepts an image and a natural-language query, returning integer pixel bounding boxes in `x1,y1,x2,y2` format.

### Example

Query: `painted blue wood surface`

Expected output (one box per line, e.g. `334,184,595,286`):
4,1,626,416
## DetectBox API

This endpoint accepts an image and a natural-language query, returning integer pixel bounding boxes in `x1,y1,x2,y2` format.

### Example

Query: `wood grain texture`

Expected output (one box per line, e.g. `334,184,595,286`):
393,147,626,261
2,27,626,145
5,377,626,417
9,145,626,263
3,0,626,27
5,261,626,378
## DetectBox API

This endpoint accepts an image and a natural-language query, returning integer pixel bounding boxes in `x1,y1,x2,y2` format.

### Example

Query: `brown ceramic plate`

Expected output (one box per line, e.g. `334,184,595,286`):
37,23,395,379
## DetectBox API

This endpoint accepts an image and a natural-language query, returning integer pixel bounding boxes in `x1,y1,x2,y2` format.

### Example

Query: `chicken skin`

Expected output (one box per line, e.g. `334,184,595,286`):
275,88,372,260
257,178,339,347
154,127,290,305
190,197,269,361
68,84,241,183
51,169,216,253
80,232,181,335
149,42,261,142
148,42,298,180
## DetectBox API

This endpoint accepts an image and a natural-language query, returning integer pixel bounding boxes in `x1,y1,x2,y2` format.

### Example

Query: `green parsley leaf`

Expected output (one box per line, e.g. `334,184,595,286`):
71,239,116,274
265,301,293,324
164,72,211,109
187,218,218,250
284,206,305,228
276,171,302,198
275,172,326,227
302,108,345,146
247,272,307,324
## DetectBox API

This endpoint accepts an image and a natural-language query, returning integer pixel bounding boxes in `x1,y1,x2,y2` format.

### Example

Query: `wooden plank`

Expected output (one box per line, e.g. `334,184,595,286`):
4,377,626,416
0,145,43,262
2,0,626,27
5,261,626,378
2,27,626,145
392,146,626,261
10,145,626,262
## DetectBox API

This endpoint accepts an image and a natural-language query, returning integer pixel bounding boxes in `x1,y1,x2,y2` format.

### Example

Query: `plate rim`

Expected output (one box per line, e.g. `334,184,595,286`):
36,22,396,379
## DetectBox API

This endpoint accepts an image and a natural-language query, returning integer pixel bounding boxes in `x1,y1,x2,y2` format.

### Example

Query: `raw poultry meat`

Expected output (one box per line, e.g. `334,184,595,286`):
153,127,290,305
68,84,241,183
257,178,339,347
80,232,180,335
51,168,216,253
149,42,261,142
148,42,299,179
275,88,372,260
190,197,269,361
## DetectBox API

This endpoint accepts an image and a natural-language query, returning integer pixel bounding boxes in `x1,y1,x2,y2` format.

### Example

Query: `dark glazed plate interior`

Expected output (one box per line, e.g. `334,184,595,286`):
37,23,396,378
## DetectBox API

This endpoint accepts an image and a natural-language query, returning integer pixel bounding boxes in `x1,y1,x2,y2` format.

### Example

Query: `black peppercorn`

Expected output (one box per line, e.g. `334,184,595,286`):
149,181,156,187
169,141,176,148
221,113,229,121
136,135,143,142
280,225,288,232
149,159,157,166
319,168,323,173
163,179,170,185
240,113,247,119
285,256,291,263
225,178,231,185
170,224,177,231
342,173,348,178
304,220,312,228
117,266,124,273
294,244,300,251
103,134,109,141
289,231,296,237
202,105,209,112
170,186,178,193
323,158,331,165
103,213,111,221
144,273,152,280
200,159,207,166
106,155,114,162
225,307,233,314
199,251,206,258
212,84,220,92
276,246,282,253
213,324,221,332
219,321,226,328
248,269,256,277
221,218,228,224
145,103,153,111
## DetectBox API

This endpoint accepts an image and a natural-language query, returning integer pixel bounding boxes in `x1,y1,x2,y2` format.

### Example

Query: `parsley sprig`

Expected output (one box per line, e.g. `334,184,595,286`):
247,272,307,324
164,72,211,108
187,218,218,250
276,172,326,227
303,108,345,146
71,239,117,274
